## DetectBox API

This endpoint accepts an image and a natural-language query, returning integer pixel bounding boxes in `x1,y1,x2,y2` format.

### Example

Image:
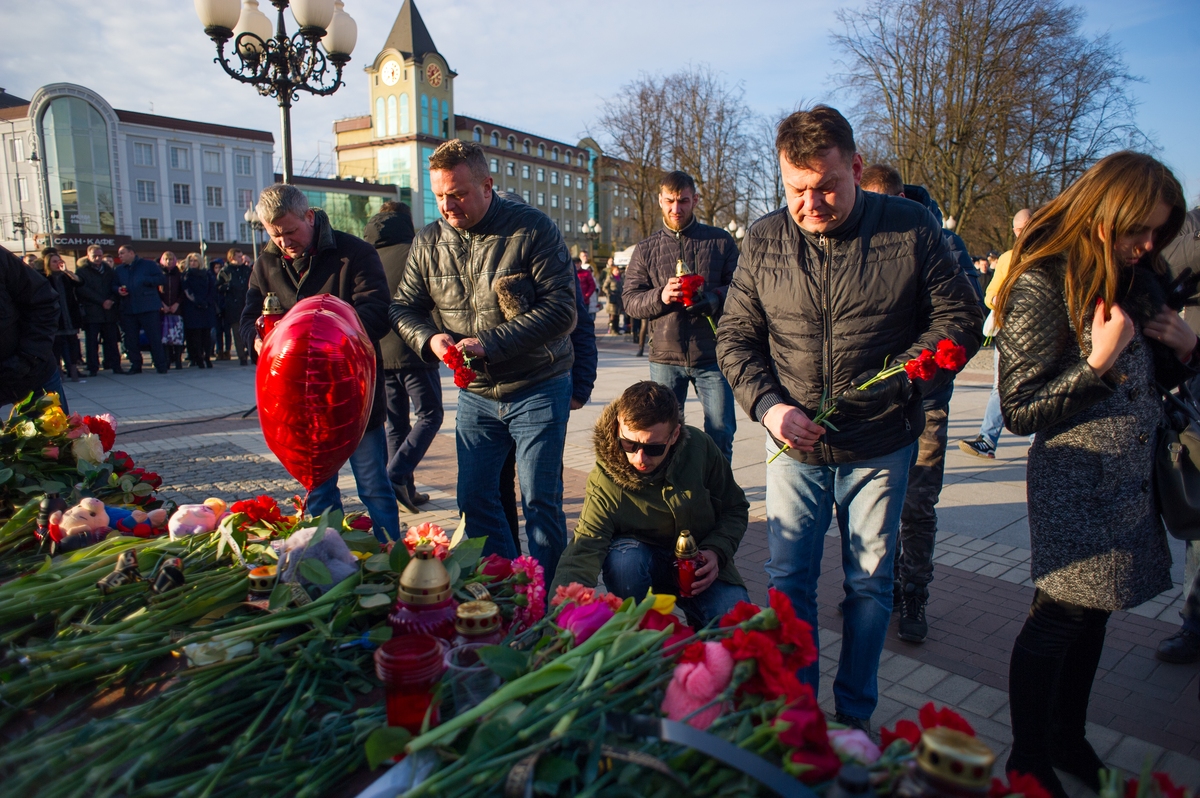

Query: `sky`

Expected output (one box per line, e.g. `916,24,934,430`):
3,0,1198,203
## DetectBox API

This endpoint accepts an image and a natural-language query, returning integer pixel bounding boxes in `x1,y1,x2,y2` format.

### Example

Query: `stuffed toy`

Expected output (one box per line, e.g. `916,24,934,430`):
107,505,170,538
168,498,228,540
49,497,110,548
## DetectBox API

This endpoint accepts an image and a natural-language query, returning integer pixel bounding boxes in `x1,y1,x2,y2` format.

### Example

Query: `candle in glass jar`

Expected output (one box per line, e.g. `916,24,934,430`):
675,529,699,598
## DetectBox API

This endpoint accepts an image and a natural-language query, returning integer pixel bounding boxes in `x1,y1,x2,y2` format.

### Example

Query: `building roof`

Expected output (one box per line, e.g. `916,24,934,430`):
116,110,273,143
281,173,397,196
381,0,439,60
454,114,589,171
0,88,28,109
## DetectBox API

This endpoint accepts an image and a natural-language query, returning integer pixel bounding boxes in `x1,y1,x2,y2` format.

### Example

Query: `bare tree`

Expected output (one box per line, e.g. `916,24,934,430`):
743,110,794,221
593,66,755,236
833,0,1149,253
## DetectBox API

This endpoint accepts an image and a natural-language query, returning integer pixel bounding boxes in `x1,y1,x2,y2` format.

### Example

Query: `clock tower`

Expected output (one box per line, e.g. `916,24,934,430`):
334,0,455,224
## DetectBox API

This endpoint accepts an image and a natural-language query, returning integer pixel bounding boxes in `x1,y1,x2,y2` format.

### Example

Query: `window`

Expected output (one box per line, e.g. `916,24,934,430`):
234,153,253,176
208,221,225,241
537,168,545,182
537,192,545,206
9,137,24,162
521,164,530,179
522,190,531,203
624,206,630,217
523,139,531,155
551,147,559,162
473,126,482,142
505,161,515,177
565,197,572,211
386,96,397,136
577,176,584,189
173,183,191,205
14,176,29,201
441,101,449,138
375,97,386,137
400,93,410,134
565,150,572,162
489,158,499,174
206,186,223,207
550,171,558,185
169,146,190,170
537,143,545,158
490,131,499,147
507,135,515,151
578,155,586,168
136,180,156,203
551,195,559,209
175,219,194,240
614,205,620,218
565,219,572,233
239,222,252,242
140,218,158,239
420,95,429,134
203,151,222,173
237,188,254,209
133,141,153,166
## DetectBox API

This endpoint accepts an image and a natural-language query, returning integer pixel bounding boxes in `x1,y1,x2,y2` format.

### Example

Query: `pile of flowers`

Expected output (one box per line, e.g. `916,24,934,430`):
442,347,477,389
458,550,547,631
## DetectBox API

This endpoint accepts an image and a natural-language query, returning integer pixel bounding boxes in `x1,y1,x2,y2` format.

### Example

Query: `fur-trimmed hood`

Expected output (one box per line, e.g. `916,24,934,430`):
592,401,689,493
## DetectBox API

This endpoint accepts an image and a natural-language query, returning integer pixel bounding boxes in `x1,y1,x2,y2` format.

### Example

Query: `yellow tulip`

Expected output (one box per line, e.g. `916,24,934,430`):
649,592,676,615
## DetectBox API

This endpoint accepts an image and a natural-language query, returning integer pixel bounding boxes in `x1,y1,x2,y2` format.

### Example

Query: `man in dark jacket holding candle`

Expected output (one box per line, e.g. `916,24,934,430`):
240,183,398,543
716,106,982,731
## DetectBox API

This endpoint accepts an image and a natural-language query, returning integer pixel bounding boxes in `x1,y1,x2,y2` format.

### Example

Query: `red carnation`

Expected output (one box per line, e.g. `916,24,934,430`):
881,719,922,748
918,702,975,736
83,416,116,451
442,348,465,370
454,367,476,389
231,495,284,528
904,349,938,381
109,451,135,473
934,339,968,372
769,588,817,671
679,640,708,665
719,600,761,627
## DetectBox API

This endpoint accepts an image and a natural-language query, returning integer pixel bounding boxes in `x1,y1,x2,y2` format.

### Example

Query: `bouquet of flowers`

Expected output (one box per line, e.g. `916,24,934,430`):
443,347,477,389
770,339,969,463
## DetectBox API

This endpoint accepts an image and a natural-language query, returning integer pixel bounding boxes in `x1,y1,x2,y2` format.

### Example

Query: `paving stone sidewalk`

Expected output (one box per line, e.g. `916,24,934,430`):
56,331,1200,793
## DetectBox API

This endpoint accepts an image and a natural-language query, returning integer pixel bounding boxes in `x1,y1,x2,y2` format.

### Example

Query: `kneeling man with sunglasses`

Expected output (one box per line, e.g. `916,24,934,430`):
550,381,750,627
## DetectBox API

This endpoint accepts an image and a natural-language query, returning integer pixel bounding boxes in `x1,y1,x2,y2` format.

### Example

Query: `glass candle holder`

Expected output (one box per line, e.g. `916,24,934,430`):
374,633,446,735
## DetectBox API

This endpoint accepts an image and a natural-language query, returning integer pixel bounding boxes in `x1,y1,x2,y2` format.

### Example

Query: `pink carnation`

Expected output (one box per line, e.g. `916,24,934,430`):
512,555,546,627
661,641,734,730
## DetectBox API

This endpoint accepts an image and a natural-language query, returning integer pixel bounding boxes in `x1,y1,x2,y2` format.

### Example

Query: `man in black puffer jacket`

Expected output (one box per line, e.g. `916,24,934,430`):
623,171,740,461
239,184,398,544
717,106,982,732
391,140,577,587
0,245,60,405
363,201,444,513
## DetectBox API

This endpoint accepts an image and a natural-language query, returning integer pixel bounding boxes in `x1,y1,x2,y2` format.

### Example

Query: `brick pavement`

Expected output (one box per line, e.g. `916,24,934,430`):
48,329,1200,792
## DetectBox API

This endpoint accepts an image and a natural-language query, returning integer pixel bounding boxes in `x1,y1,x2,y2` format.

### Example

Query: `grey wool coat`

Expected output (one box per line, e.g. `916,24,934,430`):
999,260,1196,611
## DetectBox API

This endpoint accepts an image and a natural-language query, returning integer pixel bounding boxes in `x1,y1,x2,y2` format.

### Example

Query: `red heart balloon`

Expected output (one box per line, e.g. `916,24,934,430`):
256,294,376,492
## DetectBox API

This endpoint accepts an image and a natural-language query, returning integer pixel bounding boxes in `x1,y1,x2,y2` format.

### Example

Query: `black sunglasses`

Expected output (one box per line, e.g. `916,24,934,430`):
618,437,670,457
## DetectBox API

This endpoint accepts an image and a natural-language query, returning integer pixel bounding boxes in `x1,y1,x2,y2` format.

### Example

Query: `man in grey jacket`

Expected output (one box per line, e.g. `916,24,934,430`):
390,140,577,586
717,106,982,732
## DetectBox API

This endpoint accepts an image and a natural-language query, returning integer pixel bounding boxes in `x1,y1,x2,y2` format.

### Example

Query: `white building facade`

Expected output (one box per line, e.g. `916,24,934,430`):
0,83,274,257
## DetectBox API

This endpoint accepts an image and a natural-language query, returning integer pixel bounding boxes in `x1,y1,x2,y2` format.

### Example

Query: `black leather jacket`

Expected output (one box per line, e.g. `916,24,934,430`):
390,192,577,400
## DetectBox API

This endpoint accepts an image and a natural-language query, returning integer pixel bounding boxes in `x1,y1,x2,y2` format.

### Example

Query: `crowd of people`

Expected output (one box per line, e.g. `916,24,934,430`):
2,101,1198,796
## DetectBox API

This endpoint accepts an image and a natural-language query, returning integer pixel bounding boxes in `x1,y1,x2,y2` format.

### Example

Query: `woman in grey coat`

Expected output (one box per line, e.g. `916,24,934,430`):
995,152,1198,797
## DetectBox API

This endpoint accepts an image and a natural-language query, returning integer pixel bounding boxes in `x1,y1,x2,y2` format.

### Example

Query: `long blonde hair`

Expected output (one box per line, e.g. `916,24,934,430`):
994,151,1185,346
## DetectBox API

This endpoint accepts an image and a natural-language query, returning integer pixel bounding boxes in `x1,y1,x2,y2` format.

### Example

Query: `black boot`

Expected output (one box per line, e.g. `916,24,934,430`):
1048,620,1107,792
1006,642,1070,798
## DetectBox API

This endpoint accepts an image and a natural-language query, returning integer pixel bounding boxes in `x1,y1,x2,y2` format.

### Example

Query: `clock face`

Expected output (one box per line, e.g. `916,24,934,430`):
381,61,401,86
426,63,443,88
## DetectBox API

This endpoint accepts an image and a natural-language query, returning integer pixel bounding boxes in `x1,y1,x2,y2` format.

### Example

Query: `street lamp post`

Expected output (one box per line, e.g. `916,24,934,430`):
583,218,602,257
243,207,264,262
726,219,746,244
194,0,357,183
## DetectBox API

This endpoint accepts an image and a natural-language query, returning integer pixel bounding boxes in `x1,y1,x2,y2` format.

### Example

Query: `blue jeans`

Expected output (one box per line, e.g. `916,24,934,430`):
979,348,1004,447
308,425,401,543
384,369,445,488
42,368,69,415
765,438,916,720
648,361,736,461
456,373,571,587
602,537,750,628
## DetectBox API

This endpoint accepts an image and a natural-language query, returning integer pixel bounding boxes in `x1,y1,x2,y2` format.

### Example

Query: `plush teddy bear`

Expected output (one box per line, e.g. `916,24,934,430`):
168,498,228,540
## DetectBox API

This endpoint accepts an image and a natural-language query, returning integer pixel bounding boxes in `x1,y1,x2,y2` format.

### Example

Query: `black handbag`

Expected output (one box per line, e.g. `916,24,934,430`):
1157,381,1200,541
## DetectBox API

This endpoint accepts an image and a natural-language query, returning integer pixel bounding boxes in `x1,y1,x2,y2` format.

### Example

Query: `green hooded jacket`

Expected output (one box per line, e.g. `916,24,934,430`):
550,402,749,593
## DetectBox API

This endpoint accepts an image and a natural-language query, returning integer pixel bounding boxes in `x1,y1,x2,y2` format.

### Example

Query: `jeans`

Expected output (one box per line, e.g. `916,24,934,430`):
648,361,737,462
308,425,401,543
384,368,445,488
602,537,750,628
85,321,122,373
42,368,69,414
1181,540,1200,636
979,348,1004,447
896,398,949,588
456,373,571,588
765,437,916,720
120,311,167,373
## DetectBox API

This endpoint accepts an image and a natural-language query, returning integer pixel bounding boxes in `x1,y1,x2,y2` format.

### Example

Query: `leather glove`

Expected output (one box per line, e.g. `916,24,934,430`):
836,369,912,420
686,290,720,318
